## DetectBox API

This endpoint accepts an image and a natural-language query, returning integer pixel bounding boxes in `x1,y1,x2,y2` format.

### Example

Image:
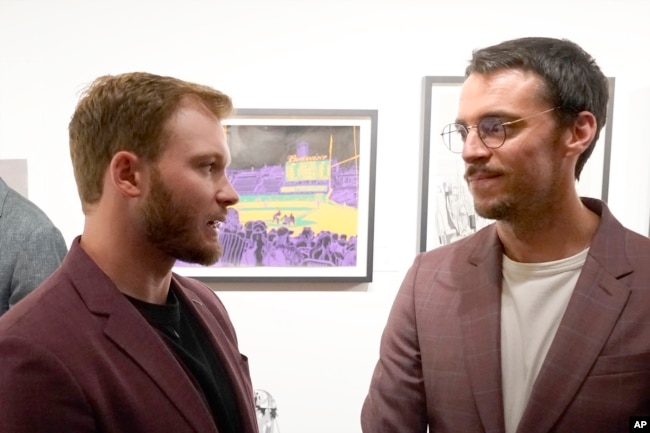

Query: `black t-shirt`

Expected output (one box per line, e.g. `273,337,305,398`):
127,288,242,433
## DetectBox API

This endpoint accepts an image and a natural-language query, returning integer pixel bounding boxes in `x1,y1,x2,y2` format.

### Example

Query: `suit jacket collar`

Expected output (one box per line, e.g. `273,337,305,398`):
62,237,250,433
459,198,633,433
459,225,505,433
517,198,633,433
172,276,259,433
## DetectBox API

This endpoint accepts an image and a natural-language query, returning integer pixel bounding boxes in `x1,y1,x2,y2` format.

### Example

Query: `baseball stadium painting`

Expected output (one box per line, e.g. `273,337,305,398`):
173,109,378,282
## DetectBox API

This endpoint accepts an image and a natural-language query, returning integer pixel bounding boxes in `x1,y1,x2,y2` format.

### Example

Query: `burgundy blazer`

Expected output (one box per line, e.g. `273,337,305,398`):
362,198,650,433
0,237,258,433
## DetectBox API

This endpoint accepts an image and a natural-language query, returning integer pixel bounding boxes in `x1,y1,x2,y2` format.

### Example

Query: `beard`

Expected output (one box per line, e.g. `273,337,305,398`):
474,197,511,221
470,171,557,224
140,168,222,266
464,164,512,220
468,132,564,224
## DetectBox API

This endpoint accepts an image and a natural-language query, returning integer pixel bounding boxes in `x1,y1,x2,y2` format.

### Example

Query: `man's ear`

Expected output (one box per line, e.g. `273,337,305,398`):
565,111,597,157
109,151,145,198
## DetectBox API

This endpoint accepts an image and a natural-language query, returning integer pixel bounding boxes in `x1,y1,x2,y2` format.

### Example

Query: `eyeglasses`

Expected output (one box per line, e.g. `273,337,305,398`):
440,106,560,153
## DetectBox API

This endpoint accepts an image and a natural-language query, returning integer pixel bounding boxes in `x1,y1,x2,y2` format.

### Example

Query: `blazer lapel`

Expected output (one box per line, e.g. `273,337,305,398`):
516,205,633,433
68,242,217,433
174,282,258,433
103,305,218,433
459,227,506,433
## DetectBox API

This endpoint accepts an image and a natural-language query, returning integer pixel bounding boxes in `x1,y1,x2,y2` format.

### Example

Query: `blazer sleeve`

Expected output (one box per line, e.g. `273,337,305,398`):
361,254,428,433
10,224,68,308
0,336,94,433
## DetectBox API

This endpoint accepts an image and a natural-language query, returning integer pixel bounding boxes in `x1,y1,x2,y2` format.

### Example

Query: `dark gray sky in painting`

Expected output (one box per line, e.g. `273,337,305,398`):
226,125,360,170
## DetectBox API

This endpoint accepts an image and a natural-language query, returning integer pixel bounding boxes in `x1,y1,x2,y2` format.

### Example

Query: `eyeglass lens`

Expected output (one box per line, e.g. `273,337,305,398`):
441,117,506,153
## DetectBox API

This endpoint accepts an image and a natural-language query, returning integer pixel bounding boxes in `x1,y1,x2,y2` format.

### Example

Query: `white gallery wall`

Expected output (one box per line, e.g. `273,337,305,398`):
1,0,649,432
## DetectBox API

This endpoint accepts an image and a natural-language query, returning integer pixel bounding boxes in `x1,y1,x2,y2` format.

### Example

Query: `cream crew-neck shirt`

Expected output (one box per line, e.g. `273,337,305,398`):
501,248,589,433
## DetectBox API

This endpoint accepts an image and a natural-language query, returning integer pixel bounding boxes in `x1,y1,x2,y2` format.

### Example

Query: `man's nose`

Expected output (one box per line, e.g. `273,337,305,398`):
462,128,491,163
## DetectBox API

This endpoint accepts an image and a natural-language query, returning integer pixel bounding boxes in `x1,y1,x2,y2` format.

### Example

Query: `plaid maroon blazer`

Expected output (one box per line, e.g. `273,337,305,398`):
0,238,258,433
362,198,650,433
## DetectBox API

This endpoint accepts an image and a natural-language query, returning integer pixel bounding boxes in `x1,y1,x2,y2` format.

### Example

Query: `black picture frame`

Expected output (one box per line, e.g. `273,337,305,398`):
174,109,378,282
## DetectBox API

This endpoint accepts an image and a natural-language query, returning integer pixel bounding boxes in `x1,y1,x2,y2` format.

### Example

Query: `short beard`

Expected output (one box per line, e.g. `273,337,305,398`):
471,129,565,225
141,169,221,266
465,165,512,220
475,200,512,221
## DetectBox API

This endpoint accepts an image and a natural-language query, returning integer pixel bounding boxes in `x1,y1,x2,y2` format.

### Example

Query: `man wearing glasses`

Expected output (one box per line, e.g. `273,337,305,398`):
362,37,650,433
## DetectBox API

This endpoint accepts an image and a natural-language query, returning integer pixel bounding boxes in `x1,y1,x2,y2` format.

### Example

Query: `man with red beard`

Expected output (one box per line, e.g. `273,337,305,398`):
0,73,258,433
362,37,650,433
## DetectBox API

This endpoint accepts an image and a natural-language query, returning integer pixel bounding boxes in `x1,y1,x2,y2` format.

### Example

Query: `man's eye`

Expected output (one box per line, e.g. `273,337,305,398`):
201,162,215,172
479,118,503,136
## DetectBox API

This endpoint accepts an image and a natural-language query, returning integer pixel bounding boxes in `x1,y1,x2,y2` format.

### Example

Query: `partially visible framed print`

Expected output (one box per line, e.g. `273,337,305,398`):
174,109,378,282
418,76,615,253
418,76,487,253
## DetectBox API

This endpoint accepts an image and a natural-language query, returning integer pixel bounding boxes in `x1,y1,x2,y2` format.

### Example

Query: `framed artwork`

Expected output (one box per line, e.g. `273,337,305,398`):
174,109,378,282
418,76,615,253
